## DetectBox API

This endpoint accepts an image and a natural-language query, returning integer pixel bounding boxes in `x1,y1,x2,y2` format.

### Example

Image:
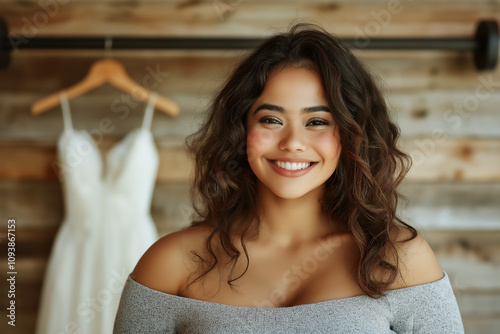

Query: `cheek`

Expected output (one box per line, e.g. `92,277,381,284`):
317,132,342,161
246,129,274,162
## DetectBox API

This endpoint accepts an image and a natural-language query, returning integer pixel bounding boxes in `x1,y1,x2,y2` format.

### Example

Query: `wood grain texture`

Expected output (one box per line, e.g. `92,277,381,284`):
0,51,495,96
1,2,497,37
400,183,500,230
400,137,500,182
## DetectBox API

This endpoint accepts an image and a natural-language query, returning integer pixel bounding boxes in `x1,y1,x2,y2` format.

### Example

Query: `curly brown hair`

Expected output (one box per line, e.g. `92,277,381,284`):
183,22,417,299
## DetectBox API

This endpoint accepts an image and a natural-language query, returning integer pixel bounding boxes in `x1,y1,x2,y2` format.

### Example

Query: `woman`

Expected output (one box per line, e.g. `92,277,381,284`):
114,23,464,333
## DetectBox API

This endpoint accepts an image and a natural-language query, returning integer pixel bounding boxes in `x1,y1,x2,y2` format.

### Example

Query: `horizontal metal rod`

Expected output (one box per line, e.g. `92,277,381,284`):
2,36,477,51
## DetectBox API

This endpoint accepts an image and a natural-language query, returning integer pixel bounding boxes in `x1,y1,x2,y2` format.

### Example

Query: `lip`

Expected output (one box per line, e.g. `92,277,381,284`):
267,159,317,177
271,158,316,163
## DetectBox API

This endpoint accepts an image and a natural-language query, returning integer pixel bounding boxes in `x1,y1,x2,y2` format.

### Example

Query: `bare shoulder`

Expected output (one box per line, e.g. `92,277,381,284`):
131,224,213,295
389,225,444,289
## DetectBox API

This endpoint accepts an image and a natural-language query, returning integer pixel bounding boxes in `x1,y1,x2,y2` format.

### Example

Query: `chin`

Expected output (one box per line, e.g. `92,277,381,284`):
266,184,317,200
271,192,302,200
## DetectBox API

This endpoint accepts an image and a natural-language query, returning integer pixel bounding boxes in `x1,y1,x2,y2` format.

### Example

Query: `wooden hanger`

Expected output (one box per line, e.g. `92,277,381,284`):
31,58,180,116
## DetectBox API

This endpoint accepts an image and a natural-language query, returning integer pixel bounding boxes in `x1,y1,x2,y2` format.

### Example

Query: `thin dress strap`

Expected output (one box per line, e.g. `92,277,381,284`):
59,91,74,133
142,92,158,131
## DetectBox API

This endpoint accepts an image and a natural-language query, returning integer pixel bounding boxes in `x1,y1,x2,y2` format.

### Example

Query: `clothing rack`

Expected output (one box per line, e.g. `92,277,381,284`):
0,17,497,71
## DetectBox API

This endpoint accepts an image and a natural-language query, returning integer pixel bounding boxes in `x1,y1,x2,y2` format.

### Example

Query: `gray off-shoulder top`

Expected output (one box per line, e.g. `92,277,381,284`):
113,271,464,333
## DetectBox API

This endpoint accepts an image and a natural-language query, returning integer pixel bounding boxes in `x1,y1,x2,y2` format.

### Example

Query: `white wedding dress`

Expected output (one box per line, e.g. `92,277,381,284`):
36,92,160,334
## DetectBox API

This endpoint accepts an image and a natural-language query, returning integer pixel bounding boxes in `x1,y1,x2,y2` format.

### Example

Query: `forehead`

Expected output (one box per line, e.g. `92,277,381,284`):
265,66,324,90
251,67,328,110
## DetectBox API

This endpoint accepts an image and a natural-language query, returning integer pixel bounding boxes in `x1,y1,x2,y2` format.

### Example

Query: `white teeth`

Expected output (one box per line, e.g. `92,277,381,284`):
273,161,312,171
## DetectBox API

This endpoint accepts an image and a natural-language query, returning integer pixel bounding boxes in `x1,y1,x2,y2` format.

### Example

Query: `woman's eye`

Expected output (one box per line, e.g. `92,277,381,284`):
258,117,330,127
308,119,330,127
259,117,281,125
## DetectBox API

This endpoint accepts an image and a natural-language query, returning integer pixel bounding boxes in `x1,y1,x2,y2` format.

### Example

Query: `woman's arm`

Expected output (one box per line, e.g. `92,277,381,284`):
113,275,178,334
388,228,465,333
113,231,189,333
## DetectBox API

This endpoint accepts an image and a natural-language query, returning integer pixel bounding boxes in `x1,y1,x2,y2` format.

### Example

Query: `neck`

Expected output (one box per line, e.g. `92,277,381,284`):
246,181,341,249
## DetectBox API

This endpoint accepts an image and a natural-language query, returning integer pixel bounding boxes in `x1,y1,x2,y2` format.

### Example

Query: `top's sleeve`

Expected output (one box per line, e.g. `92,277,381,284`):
113,275,176,334
386,272,465,334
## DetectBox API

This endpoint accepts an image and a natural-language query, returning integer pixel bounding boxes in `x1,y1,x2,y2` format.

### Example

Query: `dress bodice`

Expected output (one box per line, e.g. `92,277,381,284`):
56,92,159,230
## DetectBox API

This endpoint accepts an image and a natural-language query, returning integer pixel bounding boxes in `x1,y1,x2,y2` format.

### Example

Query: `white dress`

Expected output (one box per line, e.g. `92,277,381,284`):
36,92,160,334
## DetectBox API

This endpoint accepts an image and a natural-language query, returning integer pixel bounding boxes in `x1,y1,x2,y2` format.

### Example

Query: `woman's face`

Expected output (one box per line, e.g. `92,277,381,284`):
246,66,342,200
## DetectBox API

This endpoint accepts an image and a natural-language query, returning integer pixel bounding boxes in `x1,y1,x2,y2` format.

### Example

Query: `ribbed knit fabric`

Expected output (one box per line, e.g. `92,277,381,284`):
113,271,464,334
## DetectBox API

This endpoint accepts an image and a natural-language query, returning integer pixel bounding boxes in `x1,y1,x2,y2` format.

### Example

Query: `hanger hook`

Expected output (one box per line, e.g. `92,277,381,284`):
104,36,113,58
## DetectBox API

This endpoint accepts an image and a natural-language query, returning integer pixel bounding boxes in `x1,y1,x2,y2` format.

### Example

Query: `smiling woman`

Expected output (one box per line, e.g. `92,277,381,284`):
246,67,341,200
113,23,465,333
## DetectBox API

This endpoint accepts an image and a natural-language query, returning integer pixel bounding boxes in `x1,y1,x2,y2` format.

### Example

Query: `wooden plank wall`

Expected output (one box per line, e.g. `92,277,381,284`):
1,0,500,333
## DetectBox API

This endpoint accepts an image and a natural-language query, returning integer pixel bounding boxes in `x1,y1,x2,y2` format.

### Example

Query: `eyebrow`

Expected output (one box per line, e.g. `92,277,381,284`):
252,103,331,115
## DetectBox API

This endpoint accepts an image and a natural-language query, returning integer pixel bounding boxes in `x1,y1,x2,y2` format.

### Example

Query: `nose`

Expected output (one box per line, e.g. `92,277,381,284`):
279,124,307,152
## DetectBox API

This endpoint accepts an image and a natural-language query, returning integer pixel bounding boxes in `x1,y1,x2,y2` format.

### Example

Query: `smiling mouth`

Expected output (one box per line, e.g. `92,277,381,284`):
271,160,318,171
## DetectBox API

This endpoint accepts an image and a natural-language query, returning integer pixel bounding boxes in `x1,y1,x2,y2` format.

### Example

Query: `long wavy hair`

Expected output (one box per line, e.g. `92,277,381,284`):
183,22,417,299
